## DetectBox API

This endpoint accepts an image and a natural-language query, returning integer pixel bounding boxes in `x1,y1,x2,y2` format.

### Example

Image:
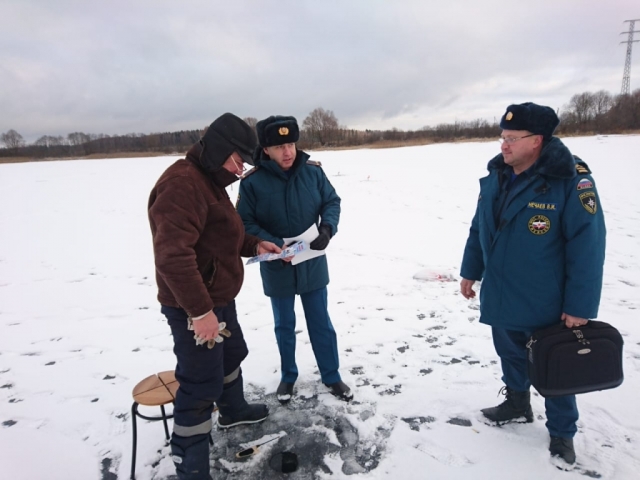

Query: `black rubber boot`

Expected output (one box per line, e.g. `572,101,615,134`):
216,376,269,429
324,380,353,402
549,436,576,465
170,434,212,480
481,386,534,424
276,381,295,404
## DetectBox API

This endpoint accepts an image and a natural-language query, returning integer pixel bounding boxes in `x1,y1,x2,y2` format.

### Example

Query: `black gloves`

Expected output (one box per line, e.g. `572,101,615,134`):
310,224,332,251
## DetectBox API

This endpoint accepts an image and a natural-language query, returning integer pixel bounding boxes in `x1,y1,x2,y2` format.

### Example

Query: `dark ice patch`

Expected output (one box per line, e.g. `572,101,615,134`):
402,416,436,431
379,385,402,396
100,457,118,480
204,387,391,479
447,417,472,427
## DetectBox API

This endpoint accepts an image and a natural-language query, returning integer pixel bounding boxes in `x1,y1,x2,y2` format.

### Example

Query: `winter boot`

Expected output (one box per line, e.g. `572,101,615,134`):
549,436,576,465
324,380,353,402
481,386,534,424
276,381,295,404
216,376,269,429
170,434,212,480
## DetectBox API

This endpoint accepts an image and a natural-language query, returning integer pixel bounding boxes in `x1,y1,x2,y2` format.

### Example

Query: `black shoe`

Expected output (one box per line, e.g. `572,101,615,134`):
216,376,269,430
549,436,576,465
324,380,353,401
276,381,295,404
217,406,268,429
481,386,534,424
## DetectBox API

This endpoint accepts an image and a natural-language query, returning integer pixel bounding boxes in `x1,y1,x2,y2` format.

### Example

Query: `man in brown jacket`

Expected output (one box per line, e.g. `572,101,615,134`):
148,113,281,480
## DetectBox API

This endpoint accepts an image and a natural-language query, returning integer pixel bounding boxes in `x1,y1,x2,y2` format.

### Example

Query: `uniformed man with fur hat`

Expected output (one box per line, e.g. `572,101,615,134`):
237,115,353,404
148,113,282,479
459,102,606,465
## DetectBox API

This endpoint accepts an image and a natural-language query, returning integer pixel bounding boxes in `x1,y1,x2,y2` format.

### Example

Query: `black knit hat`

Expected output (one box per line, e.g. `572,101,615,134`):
199,113,257,171
256,116,300,147
500,102,560,139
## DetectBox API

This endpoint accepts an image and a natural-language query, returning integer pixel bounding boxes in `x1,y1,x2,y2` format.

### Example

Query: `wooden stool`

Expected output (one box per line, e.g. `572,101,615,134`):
130,370,178,480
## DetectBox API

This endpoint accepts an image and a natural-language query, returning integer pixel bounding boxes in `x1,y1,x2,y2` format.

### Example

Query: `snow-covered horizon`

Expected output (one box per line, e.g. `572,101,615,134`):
1,135,639,479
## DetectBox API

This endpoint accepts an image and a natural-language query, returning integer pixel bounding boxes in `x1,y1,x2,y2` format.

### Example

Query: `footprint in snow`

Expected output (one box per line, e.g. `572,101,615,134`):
402,416,436,431
428,325,446,331
413,440,473,467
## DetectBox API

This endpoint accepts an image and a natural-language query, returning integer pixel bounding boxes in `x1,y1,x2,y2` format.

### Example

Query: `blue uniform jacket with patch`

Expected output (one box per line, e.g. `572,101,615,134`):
460,137,606,331
237,149,341,297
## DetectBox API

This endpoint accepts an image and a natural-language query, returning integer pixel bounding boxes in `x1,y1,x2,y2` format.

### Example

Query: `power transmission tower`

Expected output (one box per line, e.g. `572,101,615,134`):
620,19,640,95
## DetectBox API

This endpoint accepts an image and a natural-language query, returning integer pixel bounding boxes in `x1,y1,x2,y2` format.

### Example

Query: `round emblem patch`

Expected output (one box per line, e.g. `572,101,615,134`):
528,214,551,235
506,112,513,121
278,127,289,136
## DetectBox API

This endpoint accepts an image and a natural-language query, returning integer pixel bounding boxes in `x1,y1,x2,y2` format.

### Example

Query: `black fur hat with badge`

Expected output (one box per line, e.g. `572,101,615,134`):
499,102,560,139
256,116,300,147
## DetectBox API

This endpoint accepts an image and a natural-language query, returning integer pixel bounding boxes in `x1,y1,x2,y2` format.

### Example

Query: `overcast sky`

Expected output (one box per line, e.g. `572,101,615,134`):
1,0,638,142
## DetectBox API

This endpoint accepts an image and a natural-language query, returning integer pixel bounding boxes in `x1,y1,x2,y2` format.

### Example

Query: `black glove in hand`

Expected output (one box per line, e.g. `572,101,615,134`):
310,224,332,250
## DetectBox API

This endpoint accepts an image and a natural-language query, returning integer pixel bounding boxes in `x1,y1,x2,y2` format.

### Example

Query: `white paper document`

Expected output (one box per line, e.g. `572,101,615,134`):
284,223,326,265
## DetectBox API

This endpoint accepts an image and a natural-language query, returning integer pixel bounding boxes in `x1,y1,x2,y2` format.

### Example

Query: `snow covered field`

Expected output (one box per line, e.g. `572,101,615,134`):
1,135,639,480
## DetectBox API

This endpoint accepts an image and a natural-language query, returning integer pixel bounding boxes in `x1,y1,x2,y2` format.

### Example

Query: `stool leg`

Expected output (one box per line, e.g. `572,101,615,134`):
131,402,138,480
160,404,170,442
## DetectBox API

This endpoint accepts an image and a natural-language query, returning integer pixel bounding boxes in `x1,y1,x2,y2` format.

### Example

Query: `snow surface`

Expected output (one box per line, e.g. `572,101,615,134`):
1,135,639,480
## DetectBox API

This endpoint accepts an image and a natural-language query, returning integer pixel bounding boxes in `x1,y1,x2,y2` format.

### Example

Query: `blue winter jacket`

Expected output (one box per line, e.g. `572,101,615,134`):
237,149,341,297
460,137,606,331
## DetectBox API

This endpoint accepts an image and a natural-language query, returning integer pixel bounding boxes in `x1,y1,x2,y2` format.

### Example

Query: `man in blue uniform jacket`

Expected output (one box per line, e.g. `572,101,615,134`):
237,115,352,403
460,103,606,465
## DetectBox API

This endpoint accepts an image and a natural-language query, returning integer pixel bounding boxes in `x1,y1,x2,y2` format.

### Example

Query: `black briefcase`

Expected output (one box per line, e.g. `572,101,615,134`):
527,321,624,397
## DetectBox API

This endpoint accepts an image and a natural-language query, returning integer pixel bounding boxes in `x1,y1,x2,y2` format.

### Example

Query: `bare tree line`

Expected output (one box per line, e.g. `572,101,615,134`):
558,89,640,133
2,90,639,160
0,129,203,159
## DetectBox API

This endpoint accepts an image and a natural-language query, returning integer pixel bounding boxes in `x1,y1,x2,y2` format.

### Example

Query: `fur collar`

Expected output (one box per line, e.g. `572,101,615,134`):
487,137,577,179
254,149,310,177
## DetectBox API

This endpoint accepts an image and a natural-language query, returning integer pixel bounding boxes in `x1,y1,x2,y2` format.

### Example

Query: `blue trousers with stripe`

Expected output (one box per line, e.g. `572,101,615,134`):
163,301,248,439
492,327,579,438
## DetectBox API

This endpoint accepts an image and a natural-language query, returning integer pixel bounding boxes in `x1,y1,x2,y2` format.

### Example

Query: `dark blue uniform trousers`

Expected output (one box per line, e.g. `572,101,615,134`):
163,301,248,443
492,327,579,438
270,287,341,385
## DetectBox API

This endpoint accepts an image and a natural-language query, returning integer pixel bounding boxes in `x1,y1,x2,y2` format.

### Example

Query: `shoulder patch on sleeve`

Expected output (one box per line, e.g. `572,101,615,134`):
576,178,593,191
306,160,322,167
241,166,259,179
579,191,597,214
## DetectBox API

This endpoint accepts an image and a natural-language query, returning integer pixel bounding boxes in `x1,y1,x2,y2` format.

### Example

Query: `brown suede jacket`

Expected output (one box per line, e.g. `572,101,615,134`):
148,144,261,317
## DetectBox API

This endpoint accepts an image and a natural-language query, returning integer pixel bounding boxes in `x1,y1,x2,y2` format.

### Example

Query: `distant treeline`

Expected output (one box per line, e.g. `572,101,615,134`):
2,89,639,160
0,129,203,159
